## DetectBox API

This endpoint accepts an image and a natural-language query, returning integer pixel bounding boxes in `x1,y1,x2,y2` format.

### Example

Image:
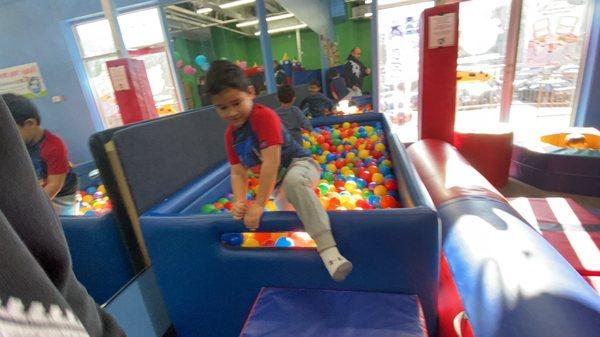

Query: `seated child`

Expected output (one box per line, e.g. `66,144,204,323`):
2,93,79,215
329,70,351,102
275,84,314,145
206,61,353,281
299,80,336,118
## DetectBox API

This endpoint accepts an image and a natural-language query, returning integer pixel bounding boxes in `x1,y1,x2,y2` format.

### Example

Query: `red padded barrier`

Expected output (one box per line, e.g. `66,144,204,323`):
454,129,513,188
438,256,474,337
419,3,459,144
407,139,505,206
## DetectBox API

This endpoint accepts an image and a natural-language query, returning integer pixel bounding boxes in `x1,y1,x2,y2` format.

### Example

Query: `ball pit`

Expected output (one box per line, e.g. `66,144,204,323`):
77,184,112,216
206,121,402,248
201,121,401,215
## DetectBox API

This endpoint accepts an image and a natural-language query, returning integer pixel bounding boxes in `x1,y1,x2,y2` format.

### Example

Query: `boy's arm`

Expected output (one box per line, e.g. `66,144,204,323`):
330,83,339,100
230,164,248,203
244,145,280,229
43,174,66,199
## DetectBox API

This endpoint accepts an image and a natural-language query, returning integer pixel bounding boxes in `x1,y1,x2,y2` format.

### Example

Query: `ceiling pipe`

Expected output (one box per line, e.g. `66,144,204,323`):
166,5,254,36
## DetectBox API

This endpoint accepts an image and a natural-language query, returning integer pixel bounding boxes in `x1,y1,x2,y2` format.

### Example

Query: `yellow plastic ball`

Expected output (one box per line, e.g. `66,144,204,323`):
344,181,358,192
375,143,386,152
97,185,106,193
358,149,370,159
346,152,356,161
327,164,337,172
372,173,384,184
82,195,94,203
342,122,351,129
242,238,260,247
374,185,388,197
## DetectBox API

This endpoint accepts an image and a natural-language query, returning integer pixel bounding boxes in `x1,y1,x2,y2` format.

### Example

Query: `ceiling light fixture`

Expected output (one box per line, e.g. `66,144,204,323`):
219,0,255,9
365,0,373,4
254,23,308,36
236,13,295,28
196,7,214,14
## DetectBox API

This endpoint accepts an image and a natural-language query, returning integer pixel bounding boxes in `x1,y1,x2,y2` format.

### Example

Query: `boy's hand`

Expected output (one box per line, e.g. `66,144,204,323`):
231,200,248,220
244,203,264,230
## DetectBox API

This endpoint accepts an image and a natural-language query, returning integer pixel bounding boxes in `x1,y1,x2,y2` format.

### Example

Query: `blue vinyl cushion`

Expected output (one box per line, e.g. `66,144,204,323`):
240,288,427,337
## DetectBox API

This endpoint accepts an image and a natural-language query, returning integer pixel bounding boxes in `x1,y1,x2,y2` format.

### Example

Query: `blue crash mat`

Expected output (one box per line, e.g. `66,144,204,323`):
240,288,428,337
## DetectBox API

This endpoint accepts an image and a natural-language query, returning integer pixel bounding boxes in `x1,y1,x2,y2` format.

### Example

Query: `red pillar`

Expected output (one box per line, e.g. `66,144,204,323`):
419,3,459,144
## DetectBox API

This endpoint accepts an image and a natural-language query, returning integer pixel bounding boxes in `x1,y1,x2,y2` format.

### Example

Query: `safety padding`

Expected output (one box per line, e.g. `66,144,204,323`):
111,108,228,214
139,113,439,337
61,213,135,304
407,139,504,206
253,84,310,110
510,142,600,197
240,287,428,337
453,129,513,188
141,210,439,337
439,198,600,337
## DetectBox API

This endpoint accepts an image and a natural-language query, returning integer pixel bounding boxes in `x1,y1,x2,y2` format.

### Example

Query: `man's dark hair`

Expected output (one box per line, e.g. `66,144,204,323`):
1,93,40,125
309,79,321,88
206,60,249,95
328,69,339,78
277,85,295,104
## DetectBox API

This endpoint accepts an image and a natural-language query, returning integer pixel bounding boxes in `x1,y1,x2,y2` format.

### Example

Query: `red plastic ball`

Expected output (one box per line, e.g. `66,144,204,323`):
384,179,398,191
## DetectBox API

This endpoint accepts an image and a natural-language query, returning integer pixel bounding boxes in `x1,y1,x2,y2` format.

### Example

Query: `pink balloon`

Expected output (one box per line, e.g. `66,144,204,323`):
176,60,184,68
183,65,196,75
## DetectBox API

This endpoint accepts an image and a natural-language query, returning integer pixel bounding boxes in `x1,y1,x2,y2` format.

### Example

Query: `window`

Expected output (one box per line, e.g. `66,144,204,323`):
377,0,434,143
510,0,590,136
455,0,511,130
376,0,592,142
73,7,182,129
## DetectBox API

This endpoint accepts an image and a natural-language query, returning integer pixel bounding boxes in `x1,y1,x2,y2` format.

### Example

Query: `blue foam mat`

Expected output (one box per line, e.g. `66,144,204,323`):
240,288,427,337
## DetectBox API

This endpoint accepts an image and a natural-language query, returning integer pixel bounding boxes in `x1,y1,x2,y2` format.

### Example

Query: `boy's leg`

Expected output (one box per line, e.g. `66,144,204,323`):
280,157,352,281
279,158,335,250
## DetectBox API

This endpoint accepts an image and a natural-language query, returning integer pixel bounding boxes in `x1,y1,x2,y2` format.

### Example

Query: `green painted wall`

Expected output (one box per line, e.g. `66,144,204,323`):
334,19,373,92
173,19,373,96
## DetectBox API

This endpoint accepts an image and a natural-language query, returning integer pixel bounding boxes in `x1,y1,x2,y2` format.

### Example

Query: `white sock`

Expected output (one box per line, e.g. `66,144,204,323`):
319,246,353,282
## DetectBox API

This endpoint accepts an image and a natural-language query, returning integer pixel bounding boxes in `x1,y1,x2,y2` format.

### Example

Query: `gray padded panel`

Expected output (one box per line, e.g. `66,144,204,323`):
112,107,227,214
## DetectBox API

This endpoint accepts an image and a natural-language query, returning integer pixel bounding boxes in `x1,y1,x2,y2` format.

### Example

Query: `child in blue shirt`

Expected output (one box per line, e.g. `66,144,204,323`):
275,85,313,145
299,80,336,118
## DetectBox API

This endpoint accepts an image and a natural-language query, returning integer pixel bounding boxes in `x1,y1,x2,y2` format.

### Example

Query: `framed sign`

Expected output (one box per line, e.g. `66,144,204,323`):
0,63,47,98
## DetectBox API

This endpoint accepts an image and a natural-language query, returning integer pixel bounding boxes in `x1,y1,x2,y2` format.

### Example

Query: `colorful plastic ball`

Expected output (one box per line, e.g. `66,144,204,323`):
201,204,218,214
243,238,260,247
322,172,334,182
367,195,381,207
84,210,97,216
374,185,388,197
344,181,358,192
97,185,106,193
86,187,97,195
372,173,384,184
380,195,398,209
326,164,337,173
275,237,294,247
221,233,243,246
384,179,398,191
82,195,94,203
358,149,370,159
375,143,386,152
368,182,377,190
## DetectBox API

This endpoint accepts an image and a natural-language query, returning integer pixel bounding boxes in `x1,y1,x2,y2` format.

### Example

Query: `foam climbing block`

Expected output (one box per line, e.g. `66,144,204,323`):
240,288,428,337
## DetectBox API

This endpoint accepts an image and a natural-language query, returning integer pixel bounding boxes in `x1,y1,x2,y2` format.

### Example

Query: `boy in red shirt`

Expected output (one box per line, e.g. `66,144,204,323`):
2,94,79,215
206,61,352,281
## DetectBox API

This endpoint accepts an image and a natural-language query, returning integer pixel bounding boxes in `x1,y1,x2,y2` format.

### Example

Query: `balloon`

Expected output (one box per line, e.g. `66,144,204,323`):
176,60,184,68
195,55,207,66
201,62,210,71
183,65,196,75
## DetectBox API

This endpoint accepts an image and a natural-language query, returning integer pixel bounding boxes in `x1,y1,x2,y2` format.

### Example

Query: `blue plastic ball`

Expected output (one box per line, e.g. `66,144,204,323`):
275,237,294,247
221,233,243,246
84,210,96,217
356,178,367,189
326,153,336,162
86,186,97,195
367,195,381,207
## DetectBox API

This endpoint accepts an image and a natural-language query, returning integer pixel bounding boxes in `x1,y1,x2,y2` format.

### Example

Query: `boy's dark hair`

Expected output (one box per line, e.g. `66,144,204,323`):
1,93,40,125
328,69,339,78
205,60,249,95
309,79,321,88
277,85,295,104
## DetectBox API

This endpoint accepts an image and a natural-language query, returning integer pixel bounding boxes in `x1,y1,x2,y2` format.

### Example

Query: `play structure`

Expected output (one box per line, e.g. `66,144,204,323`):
511,127,600,197
61,3,599,337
